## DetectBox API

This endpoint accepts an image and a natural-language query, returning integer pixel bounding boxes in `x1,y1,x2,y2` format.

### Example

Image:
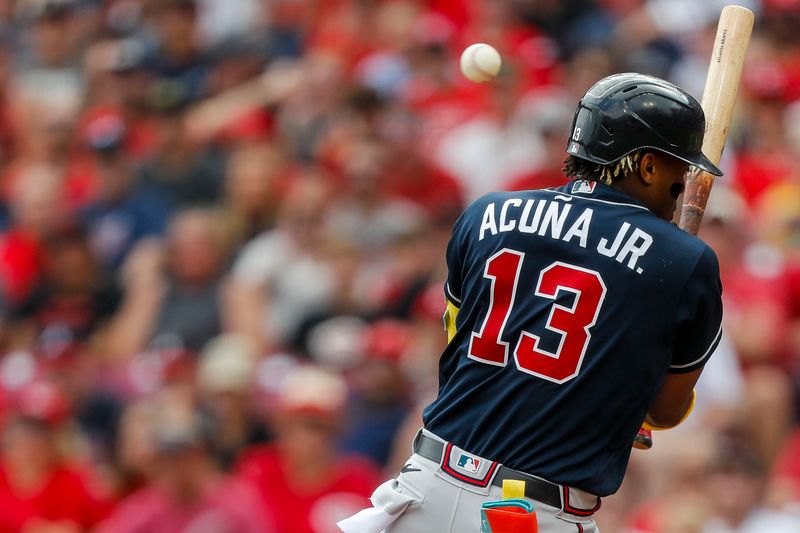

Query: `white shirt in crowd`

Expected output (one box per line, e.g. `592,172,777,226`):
232,230,336,345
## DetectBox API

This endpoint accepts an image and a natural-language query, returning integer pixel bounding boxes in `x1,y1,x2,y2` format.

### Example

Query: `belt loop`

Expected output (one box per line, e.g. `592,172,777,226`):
411,427,423,455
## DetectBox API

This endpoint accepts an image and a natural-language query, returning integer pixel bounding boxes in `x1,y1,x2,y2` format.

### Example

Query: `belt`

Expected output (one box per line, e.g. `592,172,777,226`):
413,432,563,510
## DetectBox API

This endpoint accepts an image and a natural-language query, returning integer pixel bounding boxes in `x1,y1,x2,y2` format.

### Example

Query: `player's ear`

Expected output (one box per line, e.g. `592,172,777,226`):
638,152,657,185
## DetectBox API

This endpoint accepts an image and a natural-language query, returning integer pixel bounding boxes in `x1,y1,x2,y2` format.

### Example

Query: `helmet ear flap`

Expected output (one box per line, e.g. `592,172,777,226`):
566,106,606,161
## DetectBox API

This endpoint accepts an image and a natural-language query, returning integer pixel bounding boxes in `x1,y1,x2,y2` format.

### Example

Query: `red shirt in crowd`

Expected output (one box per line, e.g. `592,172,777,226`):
97,475,271,533
0,464,108,533
732,151,794,206
383,161,464,218
0,229,42,306
237,445,381,533
772,428,800,501
506,167,569,192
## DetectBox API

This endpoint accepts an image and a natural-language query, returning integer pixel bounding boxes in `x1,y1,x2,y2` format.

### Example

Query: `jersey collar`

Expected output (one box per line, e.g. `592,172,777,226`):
560,180,650,211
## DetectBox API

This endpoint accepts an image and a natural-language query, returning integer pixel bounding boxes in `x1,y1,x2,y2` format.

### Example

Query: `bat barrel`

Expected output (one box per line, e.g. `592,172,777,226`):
679,5,754,236
699,5,755,164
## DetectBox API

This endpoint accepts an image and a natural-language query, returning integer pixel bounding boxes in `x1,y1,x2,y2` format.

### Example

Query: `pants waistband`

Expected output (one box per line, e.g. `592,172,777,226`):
413,430,601,517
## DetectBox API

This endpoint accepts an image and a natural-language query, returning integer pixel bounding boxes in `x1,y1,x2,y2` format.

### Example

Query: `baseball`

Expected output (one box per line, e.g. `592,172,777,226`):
459,43,502,83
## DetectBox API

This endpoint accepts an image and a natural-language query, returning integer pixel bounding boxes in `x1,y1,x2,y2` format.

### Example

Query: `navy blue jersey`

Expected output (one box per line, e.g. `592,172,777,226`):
423,180,723,496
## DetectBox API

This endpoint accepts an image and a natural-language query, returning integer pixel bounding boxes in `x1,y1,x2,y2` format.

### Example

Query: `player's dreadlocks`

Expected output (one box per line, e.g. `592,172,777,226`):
562,150,642,185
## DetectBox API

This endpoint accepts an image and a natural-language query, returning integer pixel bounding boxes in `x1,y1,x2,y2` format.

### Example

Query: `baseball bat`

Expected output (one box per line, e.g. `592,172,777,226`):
634,4,754,450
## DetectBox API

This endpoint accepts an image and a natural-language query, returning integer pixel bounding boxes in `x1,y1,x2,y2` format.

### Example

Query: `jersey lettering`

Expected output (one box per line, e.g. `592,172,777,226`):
537,202,572,239
597,222,630,257
480,203,499,240
476,199,651,274
519,199,545,234
499,199,523,232
562,208,593,248
615,227,653,272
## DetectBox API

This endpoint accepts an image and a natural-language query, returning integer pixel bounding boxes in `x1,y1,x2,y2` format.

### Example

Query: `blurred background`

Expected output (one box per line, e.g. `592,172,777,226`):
0,0,797,531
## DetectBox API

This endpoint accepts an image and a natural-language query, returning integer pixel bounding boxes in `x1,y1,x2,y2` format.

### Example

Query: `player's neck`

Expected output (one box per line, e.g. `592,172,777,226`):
611,177,643,201
610,178,656,212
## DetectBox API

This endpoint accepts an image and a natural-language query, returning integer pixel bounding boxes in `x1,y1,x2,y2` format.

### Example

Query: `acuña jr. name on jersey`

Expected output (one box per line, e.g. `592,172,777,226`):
478,192,654,275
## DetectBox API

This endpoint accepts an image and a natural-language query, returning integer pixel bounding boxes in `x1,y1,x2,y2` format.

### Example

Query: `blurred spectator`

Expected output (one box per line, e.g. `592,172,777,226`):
0,379,109,533
256,0,314,60
226,175,336,351
699,187,796,463
4,94,79,206
733,97,797,207
276,51,347,161
506,93,573,191
206,35,269,95
135,91,225,213
624,430,717,533
111,399,158,499
142,0,210,102
702,440,800,533
326,137,427,250
237,365,380,533
219,142,285,248
81,38,157,158
196,334,270,469
367,223,449,319
196,0,262,49
98,394,271,533
753,182,800,263
769,425,800,507
340,320,411,467
13,0,84,107
5,224,121,360
293,237,369,355
0,165,66,306
700,186,797,371
78,110,169,272
106,208,228,358
434,61,546,200
377,104,465,220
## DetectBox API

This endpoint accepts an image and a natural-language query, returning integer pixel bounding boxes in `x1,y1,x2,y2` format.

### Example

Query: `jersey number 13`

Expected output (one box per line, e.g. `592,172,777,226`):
468,249,607,384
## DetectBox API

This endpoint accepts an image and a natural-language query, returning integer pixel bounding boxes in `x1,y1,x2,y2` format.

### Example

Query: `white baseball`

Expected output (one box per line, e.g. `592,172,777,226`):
459,43,502,83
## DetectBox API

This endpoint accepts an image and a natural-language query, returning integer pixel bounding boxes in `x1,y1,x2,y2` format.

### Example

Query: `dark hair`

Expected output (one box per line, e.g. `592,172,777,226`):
562,155,602,182
562,152,642,185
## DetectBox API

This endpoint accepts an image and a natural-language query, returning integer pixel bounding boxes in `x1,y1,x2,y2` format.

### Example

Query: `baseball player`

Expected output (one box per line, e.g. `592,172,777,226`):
339,73,723,533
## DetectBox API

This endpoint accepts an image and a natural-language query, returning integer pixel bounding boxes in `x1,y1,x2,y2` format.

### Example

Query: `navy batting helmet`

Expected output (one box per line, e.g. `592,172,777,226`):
566,73,723,176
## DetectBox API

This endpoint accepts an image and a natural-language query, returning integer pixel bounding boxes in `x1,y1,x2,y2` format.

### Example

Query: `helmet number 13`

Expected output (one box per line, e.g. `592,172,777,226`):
468,249,607,384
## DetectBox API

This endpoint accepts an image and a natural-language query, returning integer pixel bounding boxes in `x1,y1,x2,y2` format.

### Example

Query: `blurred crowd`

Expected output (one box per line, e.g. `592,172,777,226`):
0,0,797,532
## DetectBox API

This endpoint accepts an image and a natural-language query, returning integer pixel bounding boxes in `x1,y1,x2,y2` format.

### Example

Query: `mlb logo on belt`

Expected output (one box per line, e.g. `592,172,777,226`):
442,443,500,488
457,454,481,473
571,180,596,194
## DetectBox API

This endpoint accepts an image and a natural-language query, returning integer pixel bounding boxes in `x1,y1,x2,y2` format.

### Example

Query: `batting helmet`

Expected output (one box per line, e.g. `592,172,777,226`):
566,73,723,176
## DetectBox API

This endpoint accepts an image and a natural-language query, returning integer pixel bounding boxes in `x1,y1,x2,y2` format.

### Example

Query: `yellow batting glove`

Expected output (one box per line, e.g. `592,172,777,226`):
643,389,696,431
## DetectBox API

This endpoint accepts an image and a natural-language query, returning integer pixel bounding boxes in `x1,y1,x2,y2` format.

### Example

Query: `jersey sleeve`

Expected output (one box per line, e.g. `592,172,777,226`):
669,245,723,373
444,211,469,307
443,211,470,342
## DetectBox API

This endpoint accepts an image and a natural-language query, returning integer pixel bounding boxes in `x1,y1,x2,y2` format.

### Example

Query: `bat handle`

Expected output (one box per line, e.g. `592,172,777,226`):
679,168,714,236
633,427,653,450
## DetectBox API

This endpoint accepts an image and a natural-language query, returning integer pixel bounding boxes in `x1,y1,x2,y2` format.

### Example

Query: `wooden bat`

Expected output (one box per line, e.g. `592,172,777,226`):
679,5,755,235
634,4,755,450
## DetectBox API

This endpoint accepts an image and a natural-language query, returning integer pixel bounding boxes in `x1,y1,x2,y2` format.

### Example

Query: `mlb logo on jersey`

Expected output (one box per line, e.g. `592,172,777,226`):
457,454,481,473
571,180,597,194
